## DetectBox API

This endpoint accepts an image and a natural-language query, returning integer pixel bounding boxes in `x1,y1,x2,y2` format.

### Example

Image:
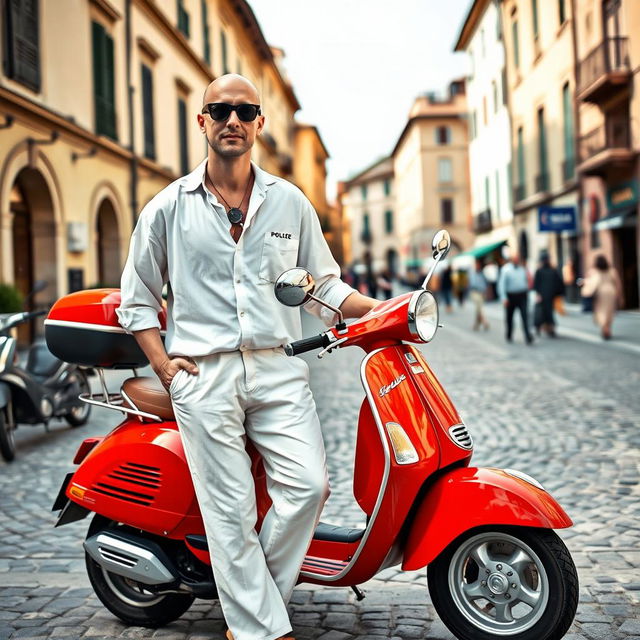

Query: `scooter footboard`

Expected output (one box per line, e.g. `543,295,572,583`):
402,467,572,570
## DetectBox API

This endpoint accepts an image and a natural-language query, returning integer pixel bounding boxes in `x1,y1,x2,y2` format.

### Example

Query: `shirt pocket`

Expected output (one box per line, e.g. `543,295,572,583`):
258,230,299,284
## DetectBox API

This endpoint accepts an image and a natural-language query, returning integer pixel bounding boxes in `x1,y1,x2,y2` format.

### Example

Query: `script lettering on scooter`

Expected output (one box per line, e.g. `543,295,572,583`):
378,374,406,398
270,231,292,240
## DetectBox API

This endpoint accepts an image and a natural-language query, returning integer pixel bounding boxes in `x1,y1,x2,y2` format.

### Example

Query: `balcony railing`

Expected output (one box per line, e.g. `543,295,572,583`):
578,37,630,102
513,184,526,203
473,208,492,234
579,118,631,162
534,172,550,193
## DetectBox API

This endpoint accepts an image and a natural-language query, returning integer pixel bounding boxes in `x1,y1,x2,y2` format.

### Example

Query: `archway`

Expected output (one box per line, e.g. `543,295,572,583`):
95,198,121,287
8,168,58,342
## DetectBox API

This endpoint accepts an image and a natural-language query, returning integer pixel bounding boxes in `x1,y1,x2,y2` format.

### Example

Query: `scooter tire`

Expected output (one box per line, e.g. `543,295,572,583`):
85,516,195,627
427,525,578,640
0,410,16,462
64,370,92,427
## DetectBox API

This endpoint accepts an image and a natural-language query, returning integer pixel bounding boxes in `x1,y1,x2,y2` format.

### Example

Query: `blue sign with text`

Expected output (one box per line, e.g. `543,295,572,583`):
538,206,577,232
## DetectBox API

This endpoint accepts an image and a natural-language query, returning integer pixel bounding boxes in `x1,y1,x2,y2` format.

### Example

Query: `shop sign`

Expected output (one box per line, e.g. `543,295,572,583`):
607,180,638,211
538,206,577,232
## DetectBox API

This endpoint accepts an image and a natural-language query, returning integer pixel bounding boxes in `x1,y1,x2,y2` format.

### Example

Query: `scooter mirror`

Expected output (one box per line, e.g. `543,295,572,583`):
274,268,316,307
431,230,451,261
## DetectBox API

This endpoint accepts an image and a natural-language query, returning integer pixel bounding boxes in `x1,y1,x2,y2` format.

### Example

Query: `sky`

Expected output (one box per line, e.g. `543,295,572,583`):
249,0,472,201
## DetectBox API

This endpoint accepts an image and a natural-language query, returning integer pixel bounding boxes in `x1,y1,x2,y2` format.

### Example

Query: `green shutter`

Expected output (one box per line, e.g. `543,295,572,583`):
104,33,116,139
563,83,574,176
221,30,229,74
92,21,116,140
202,0,211,64
178,98,189,175
512,20,520,68
385,210,393,233
142,64,155,159
517,127,525,188
538,108,547,178
6,0,41,91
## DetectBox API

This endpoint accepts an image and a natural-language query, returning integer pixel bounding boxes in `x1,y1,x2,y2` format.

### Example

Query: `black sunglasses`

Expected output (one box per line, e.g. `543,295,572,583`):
202,103,261,122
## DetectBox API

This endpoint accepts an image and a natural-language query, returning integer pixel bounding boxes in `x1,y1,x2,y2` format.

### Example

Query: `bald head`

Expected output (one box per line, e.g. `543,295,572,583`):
202,74,260,107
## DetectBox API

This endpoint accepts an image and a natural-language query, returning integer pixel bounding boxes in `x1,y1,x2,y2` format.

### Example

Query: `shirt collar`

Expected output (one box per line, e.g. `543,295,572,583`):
181,158,278,193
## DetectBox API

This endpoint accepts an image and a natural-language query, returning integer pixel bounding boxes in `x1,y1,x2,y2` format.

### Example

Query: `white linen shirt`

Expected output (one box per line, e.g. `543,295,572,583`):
116,159,355,357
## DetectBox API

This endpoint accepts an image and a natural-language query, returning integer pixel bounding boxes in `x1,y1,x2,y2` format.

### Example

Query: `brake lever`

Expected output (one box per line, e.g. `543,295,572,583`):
317,336,349,359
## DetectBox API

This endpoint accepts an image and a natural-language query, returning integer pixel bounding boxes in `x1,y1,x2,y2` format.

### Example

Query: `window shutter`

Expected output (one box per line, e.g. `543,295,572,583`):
92,21,106,134
6,0,41,91
104,33,116,139
178,99,189,175
142,65,156,159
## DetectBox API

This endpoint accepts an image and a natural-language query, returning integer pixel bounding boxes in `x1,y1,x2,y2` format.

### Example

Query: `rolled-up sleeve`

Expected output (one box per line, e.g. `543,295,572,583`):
297,198,356,326
116,206,167,332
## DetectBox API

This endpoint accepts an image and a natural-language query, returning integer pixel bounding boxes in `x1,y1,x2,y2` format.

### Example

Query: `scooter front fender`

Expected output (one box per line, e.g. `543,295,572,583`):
402,467,572,570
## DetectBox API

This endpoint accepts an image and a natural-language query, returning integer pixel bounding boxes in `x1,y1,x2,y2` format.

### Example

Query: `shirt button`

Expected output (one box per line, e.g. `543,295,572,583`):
236,279,241,284
240,311,245,317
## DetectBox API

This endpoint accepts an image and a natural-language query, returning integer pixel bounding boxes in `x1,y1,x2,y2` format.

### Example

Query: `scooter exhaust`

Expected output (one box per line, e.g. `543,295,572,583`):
84,530,178,585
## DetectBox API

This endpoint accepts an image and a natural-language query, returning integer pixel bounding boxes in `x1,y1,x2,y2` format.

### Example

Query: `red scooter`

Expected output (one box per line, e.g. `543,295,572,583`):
49,230,578,640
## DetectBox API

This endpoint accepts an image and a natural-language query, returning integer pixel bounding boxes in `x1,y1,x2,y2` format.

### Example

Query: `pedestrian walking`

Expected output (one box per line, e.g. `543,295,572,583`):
454,268,469,307
469,259,489,331
533,252,564,338
497,253,534,344
581,254,622,340
376,268,393,300
440,265,453,312
117,74,378,640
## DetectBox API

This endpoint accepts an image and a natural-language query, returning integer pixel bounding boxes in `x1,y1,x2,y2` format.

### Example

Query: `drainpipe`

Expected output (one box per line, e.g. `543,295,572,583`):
125,0,138,229
570,0,584,282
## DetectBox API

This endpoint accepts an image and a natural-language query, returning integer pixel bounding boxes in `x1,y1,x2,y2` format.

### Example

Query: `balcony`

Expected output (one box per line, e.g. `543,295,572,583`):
513,184,526,203
577,117,637,176
534,172,550,193
578,37,631,104
473,208,493,234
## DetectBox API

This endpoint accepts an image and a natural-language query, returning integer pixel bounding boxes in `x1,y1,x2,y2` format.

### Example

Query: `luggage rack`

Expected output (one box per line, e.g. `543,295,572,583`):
79,367,162,422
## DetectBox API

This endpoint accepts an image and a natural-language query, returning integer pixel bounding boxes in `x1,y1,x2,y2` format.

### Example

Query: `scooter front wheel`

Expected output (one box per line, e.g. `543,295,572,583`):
0,410,16,462
427,526,578,640
85,515,195,627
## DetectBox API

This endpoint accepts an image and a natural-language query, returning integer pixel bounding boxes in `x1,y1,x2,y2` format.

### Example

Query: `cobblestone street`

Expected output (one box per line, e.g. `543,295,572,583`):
1,301,639,640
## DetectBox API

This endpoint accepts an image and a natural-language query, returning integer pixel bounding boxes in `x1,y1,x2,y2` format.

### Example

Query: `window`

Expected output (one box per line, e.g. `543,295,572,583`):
436,126,451,145
177,0,190,38
562,82,574,179
4,0,40,91
559,0,566,24
512,20,520,68
178,97,189,175
92,21,117,140
141,64,155,160
502,69,508,105
221,30,229,74
383,179,391,196
384,210,393,234
441,199,453,224
201,0,210,64
438,158,453,183
363,213,370,235
517,126,525,193
537,107,548,188
361,184,367,200
532,0,539,40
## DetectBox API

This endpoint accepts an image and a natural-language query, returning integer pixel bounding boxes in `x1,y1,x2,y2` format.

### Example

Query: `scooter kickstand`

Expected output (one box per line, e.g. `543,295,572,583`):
351,585,365,601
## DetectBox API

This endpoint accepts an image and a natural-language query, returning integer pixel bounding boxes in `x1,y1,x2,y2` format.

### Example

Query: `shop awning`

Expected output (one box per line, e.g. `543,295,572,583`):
456,240,507,259
594,206,637,231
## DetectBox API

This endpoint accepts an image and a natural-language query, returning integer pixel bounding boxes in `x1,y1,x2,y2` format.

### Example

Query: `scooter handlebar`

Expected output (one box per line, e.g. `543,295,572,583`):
284,333,331,356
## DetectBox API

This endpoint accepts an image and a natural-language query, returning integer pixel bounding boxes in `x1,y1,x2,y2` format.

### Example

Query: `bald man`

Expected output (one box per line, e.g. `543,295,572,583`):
117,75,377,640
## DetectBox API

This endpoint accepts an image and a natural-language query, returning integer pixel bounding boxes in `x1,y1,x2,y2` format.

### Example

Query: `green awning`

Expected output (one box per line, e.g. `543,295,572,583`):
405,258,423,268
594,206,637,231
457,240,507,259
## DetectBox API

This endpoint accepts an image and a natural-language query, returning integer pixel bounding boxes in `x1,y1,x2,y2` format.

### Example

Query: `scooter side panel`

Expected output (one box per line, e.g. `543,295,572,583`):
402,467,573,570
67,419,199,537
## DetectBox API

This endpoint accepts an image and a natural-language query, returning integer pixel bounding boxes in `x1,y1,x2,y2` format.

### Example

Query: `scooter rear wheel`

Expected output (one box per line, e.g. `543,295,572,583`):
85,515,195,627
0,410,16,462
65,370,92,427
427,526,578,640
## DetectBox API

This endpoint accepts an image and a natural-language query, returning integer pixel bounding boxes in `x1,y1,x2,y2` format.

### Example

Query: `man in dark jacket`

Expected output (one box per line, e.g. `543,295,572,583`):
533,252,565,337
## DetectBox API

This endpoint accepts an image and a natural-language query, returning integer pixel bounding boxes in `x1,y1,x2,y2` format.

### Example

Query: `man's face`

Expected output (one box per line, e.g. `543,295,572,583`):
198,80,265,159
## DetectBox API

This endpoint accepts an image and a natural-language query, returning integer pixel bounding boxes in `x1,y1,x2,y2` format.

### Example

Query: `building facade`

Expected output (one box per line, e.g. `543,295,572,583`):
500,0,580,272
455,0,515,261
574,0,639,308
341,157,397,277
0,0,320,316
392,80,473,276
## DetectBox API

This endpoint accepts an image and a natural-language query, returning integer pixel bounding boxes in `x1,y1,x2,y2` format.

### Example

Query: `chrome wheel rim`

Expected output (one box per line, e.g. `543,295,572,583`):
70,374,90,420
447,531,549,635
102,568,164,608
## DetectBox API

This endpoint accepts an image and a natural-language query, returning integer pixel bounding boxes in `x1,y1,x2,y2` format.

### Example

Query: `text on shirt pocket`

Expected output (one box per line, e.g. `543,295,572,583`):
258,230,299,283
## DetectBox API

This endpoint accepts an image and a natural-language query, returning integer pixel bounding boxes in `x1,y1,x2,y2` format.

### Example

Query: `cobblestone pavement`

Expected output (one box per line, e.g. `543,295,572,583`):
1,300,639,639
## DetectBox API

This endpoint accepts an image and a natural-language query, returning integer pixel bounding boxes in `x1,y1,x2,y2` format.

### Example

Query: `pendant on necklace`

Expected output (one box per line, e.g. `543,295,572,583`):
227,207,243,224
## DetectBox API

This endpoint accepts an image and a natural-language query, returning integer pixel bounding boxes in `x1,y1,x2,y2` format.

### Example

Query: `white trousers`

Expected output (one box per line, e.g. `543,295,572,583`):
170,348,330,640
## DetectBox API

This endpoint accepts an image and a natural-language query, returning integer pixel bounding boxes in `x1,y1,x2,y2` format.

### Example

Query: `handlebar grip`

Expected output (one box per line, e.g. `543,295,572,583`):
284,333,331,356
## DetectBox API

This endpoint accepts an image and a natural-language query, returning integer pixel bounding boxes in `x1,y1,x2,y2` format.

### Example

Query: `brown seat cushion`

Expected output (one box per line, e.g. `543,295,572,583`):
121,376,175,420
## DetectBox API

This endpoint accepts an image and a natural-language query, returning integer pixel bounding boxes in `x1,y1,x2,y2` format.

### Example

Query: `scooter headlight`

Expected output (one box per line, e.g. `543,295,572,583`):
408,291,439,342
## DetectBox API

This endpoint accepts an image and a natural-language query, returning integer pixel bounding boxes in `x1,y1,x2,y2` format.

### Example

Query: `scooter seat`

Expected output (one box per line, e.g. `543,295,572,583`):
121,376,175,420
